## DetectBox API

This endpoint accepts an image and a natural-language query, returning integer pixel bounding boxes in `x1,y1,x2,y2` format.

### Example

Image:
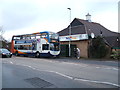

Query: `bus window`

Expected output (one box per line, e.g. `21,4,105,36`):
42,44,49,50
50,43,54,51
26,36,31,39
31,36,35,39
13,36,21,40
49,33,59,39
41,33,48,38
15,45,32,50
50,43,59,51
17,45,24,50
23,36,26,39
36,35,40,39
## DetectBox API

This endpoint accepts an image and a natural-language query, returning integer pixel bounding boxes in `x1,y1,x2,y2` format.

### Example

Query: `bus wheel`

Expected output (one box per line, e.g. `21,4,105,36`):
35,52,40,58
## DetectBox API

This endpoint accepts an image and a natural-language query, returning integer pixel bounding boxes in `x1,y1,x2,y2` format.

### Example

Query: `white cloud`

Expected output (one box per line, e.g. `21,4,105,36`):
93,11,118,32
1,0,119,41
3,20,68,41
2,1,41,30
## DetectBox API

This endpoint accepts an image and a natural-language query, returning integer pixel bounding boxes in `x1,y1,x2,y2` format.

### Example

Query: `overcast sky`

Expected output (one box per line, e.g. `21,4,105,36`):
0,0,119,41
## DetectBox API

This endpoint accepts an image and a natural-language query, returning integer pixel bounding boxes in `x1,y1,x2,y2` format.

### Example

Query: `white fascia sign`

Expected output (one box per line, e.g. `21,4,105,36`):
59,34,88,41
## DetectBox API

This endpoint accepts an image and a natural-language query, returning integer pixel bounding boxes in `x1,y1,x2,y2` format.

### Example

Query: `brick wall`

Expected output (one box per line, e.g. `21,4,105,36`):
60,40,89,58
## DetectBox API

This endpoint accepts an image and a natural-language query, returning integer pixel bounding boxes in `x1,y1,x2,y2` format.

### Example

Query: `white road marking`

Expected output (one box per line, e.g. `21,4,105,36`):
18,64,36,70
105,67,118,71
13,57,119,71
62,62,118,71
48,71,73,79
62,62,88,67
12,63,119,87
3,60,119,87
10,61,13,64
30,65,120,87
4,59,119,72
96,67,100,68
74,78,120,87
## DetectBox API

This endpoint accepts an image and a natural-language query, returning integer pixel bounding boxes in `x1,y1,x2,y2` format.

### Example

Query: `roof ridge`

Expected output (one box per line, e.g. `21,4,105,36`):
75,18,100,24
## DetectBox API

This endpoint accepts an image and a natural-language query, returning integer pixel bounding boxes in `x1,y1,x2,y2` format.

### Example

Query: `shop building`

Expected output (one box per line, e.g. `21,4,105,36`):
58,14,120,58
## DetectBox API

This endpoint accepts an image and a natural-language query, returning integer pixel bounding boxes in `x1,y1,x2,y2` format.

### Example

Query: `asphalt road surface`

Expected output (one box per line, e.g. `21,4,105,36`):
0,58,2,90
1,56,119,88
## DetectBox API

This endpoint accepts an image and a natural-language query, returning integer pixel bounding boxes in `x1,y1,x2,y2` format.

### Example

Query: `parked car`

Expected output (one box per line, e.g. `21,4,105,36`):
0,48,12,58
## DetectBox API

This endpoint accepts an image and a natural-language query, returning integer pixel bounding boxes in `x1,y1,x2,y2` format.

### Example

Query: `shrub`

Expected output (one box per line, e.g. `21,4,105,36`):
110,51,120,60
89,36,109,58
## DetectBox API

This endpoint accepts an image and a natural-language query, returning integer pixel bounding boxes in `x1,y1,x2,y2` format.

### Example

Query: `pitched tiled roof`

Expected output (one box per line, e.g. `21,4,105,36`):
104,36,120,48
58,18,119,37
58,18,120,48
77,18,118,37
58,25,86,36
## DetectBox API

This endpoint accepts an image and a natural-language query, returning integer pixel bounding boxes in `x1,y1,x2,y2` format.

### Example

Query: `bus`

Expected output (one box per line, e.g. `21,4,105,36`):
11,31,60,57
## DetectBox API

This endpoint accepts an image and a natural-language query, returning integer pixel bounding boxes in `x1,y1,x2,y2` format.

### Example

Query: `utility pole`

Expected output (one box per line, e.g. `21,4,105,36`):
67,8,71,57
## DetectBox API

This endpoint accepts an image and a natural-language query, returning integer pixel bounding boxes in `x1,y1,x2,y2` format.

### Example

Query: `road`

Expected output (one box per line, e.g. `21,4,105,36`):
1,56,119,88
0,58,2,90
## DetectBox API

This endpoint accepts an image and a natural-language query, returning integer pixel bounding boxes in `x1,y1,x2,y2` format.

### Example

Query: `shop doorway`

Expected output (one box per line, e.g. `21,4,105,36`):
60,44,77,57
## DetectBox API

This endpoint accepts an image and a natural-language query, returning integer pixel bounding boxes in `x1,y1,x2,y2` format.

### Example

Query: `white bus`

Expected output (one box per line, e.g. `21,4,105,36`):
11,31,60,57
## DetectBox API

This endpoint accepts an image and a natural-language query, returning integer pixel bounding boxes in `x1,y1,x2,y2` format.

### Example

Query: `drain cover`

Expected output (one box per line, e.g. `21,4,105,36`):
25,77,54,88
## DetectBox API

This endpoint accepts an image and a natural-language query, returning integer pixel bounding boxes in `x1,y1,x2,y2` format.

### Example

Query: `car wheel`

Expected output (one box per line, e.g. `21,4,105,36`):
9,55,12,58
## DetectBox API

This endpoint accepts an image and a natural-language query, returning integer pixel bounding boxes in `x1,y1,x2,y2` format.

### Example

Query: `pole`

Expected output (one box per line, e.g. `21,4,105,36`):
67,8,71,57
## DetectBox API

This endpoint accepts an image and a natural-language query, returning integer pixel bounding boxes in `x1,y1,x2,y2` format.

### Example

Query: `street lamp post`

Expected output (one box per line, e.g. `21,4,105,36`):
67,8,71,57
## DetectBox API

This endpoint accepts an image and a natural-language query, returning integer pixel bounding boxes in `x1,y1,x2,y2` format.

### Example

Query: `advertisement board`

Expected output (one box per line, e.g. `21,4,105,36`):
59,34,88,41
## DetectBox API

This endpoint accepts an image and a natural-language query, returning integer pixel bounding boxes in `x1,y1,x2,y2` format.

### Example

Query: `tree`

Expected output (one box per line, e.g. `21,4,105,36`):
0,26,5,41
89,36,109,58
0,26,6,48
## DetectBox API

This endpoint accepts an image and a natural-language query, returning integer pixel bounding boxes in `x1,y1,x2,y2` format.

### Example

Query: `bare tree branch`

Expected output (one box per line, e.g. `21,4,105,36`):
0,26,5,41
0,26,5,35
